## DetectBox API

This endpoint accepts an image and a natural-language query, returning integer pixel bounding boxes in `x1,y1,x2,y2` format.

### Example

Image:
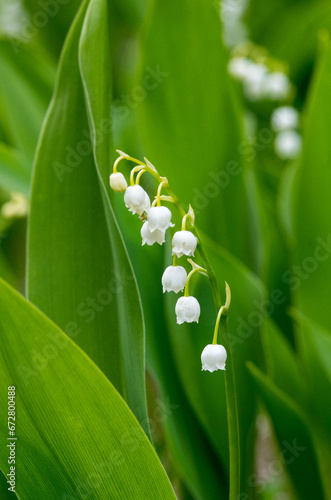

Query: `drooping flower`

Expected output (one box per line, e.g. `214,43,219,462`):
201,344,227,372
172,230,198,258
162,266,187,293
228,57,254,81
271,106,299,132
124,185,150,215
175,296,200,324
263,72,291,101
274,130,302,160
141,221,165,246
109,172,127,193
147,206,174,232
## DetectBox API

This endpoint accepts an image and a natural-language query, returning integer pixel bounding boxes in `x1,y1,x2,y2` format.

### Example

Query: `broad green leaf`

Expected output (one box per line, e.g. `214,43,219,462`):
0,142,31,195
262,319,303,405
22,0,83,58
293,312,331,491
138,0,252,265
28,0,149,434
248,362,324,500
0,277,176,499
0,248,16,287
290,36,331,330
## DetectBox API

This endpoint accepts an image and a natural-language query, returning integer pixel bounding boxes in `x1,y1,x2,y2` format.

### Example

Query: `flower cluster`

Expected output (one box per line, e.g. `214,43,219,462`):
109,150,230,372
228,56,291,102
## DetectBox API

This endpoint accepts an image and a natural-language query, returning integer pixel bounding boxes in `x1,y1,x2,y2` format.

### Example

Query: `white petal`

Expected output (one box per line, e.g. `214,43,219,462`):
141,221,165,246
147,206,174,232
162,266,187,293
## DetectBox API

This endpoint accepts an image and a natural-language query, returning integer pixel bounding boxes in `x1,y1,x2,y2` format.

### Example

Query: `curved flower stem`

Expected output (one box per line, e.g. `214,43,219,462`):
212,306,225,344
135,169,147,184
156,179,168,207
184,267,208,297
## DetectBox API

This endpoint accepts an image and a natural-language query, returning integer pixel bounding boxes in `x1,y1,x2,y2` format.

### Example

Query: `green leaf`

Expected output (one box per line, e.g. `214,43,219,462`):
27,0,149,435
138,0,252,265
0,277,176,499
248,362,324,500
0,142,31,195
293,311,331,491
289,36,331,330
262,319,303,405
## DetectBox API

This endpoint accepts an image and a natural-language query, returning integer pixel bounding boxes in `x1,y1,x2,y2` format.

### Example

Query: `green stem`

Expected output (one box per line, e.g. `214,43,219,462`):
184,267,207,297
220,315,240,500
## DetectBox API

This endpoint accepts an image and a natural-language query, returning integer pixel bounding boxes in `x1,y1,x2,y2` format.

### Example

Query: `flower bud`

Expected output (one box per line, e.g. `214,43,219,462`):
162,266,187,293
124,185,151,215
109,172,127,192
172,230,198,258
141,221,165,246
201,344,227,372
147,206,174,232
175,296,200,324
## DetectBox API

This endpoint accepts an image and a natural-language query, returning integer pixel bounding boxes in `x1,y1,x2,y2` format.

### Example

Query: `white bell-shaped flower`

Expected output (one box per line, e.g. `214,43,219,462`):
172,230,198,258
147,206,174,232
124,185,150,215
175,296,200,324
228,57,253,81
162,266,187,293
201,344,227,372
271,106,299,132
109,172,127,193
263,72,291,101
141,221,165,246
274,130,302,160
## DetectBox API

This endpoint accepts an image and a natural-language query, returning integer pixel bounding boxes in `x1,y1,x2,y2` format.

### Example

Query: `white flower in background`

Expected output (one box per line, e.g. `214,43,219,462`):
228,57,253,80
242,62,268,101
1,192,29,219
124,185,150,215
175,296,200,324
201,344,227,372
147,206,174,232
109,172,127,192
274,130,302,160
172,231,198,258
162,266,187,293
271,106,300,132
141,221,165,246
263,72,291,101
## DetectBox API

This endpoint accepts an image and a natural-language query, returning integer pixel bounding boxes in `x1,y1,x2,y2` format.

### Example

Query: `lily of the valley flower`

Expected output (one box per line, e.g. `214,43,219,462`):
271,106,299,132
162,266,187,293
109,172,127,193
201,344,227,372
141,221,165,246
147,206,174,232
172,230,198,258
274,130,302,160
175,296,200,324
124,185,150,215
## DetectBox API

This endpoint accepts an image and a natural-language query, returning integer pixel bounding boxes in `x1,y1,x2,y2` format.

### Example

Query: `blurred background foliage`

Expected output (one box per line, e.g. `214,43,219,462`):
0,0,331,498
